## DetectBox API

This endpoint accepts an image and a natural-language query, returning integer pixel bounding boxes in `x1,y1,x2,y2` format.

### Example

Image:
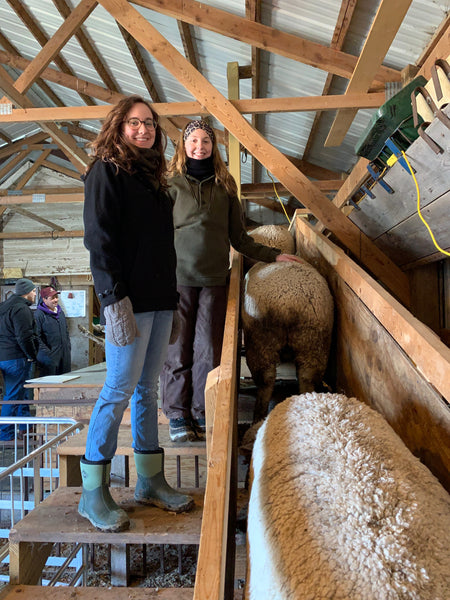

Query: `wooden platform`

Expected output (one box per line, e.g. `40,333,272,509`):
9,486,204,585
57,424,206,487
0,585,194,599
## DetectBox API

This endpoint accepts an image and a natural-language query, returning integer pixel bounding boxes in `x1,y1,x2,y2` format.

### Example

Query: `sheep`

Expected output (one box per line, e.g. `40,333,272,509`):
249,224,296,255
245,393,450,600
242,259,334,422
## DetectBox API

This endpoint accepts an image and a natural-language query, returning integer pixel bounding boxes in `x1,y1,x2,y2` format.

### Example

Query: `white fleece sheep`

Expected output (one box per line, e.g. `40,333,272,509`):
249,224,296,255
246,393,450,600
242,259,333,422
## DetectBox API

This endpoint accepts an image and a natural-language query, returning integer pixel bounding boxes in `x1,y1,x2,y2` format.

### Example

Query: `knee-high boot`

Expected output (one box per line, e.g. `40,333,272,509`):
78,457,130,532
134,448,194,513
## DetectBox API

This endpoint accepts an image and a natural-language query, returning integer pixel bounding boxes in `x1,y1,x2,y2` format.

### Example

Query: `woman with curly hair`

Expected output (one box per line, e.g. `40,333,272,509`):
80,95,194,532
160,120,301,443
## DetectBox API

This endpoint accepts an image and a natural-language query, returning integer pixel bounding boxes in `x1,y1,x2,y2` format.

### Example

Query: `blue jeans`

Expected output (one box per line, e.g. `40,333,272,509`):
0,358,32,440
85,310,173,462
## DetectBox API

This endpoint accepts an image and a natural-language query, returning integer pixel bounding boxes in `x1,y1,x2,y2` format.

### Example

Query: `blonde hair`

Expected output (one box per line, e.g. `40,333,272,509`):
86,95,168,187
168,121,238,197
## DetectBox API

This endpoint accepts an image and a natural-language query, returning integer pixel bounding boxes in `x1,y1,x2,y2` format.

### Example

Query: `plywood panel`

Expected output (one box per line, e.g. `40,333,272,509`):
350,104,450,242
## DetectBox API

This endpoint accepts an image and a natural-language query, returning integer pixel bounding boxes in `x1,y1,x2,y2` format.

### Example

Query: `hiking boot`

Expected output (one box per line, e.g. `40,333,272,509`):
192,417,206,441
169,418,196,443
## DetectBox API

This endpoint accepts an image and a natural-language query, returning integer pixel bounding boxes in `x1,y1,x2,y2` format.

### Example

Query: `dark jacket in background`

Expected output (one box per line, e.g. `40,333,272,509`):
35,303,71,375
0,294,38,361
83,159,178,321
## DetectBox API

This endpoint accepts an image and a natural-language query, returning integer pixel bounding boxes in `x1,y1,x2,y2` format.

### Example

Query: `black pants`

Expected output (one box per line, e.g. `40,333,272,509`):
160,285,227,420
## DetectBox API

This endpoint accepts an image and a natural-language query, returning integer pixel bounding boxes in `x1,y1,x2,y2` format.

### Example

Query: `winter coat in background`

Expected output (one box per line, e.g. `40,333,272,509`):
35,302,71,375
0,294,38,361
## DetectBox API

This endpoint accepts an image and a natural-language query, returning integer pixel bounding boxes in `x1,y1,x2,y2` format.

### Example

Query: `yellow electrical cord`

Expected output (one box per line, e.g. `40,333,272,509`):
401,151,450,258
266,169,292,225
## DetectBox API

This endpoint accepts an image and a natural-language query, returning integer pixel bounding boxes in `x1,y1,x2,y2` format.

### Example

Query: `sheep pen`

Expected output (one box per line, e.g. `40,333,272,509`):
245,393,450,600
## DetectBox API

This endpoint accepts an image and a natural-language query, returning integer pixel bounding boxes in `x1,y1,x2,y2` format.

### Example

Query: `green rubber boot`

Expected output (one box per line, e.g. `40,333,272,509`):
134,448,195,513
78,458,130,532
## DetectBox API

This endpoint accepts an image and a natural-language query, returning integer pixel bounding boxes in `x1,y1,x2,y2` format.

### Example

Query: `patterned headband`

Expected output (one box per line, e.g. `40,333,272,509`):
183,120,215,142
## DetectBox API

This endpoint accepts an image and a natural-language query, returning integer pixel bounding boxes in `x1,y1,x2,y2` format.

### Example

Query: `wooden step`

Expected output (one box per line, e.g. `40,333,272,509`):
57,424,206,487
0,585,194,599
9,486,203,585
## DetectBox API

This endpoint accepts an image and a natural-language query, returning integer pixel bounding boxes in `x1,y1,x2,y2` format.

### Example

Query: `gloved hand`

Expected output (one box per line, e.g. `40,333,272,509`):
104,296,139,347
169,310,181,345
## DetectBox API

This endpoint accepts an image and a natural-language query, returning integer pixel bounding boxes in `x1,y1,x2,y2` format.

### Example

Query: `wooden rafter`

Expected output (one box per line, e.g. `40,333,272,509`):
97,0,410,306
5,0,95,105
0,66,90,173
177,21,199,70
52,0,121,94
0,132,49,160
0,93,386,123
302,0,357,160
14,149,52,190
13,0,97,96
0,150,29,182
133,0,401,85
325,0,413,147
6,205,65,232
0,31,65,108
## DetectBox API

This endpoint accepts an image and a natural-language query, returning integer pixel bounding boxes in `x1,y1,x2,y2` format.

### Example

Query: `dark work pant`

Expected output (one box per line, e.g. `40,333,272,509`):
160,285,227,420
0,358,32,440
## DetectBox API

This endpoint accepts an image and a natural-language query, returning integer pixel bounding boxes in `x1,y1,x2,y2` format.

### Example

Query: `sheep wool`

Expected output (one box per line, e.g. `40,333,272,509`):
246,393,450,600
242,260,333,421
249,224,296,255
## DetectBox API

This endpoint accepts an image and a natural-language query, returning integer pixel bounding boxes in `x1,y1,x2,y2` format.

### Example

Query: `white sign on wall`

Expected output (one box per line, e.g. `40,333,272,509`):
59,290,86,318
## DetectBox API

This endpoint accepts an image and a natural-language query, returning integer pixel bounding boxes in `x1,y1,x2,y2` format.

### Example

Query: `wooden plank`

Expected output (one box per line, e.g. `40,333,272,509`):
325,0,412,146
293,216,450,491
349,104,450,239
97,0,410,306
293,216,450,401
375,191,450,266
13,0,97,95
9,486,203,547
0,585,194,599
134,0,400,84
8,541,53,585
194,252,241,600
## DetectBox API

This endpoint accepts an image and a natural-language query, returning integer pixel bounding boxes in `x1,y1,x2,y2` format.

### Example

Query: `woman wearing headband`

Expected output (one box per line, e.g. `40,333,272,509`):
160,119,301,443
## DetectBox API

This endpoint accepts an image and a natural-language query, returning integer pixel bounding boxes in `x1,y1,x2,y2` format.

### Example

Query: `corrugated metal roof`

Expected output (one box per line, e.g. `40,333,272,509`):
0,0,449,191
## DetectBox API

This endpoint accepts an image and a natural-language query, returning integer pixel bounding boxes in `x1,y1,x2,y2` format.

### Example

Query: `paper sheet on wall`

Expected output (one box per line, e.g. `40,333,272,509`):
59,290,86,317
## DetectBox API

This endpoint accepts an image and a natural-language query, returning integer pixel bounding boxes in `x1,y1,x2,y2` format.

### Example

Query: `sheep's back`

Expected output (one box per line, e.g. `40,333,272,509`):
249,224,295,255
242,261,333,328
246,393,450,599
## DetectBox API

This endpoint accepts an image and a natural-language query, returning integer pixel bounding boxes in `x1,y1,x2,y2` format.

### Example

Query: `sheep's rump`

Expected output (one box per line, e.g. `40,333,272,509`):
246,393,450,600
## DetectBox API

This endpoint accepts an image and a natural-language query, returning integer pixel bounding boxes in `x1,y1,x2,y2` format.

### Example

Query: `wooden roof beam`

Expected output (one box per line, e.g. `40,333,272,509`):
0,66,90,173
325,0,412,147
302,0,357,160
5,0,95,105
52,0,121,94
99,0,409,306
133,0,400,85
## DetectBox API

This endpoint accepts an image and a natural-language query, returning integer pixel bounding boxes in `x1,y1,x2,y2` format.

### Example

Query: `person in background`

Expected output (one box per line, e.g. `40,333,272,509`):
160,119,302,443
80,95,194,533
35,285,71,377
0,278,38,441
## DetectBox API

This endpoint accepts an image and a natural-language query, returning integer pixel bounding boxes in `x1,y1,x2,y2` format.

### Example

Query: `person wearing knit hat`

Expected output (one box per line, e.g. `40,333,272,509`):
0,278,38,440
35,285,71,377
160,119,302,443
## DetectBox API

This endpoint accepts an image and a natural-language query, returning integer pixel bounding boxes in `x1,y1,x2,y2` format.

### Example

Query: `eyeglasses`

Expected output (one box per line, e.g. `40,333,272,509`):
124,118,157,130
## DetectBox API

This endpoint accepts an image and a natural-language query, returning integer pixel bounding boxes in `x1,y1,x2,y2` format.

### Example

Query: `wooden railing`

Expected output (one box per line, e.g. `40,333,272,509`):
194,250,242,600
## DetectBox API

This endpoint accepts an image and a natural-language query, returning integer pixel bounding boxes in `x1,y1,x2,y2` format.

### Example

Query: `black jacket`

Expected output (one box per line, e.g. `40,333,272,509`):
83,159,178,321
35,304,71,374
0,294,38,361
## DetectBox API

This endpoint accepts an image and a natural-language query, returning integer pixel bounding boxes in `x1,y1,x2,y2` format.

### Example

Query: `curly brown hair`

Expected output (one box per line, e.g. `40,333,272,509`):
86,95,168,187
168,121,237,197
